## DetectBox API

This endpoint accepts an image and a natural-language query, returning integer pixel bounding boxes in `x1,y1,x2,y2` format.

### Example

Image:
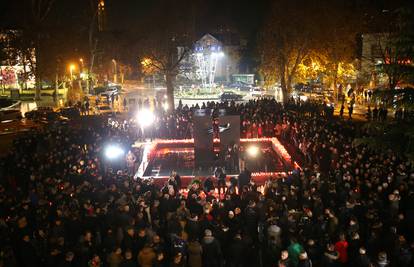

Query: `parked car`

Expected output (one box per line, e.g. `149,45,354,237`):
0,109,22,122
228,81,252,91
58,107,81,119
100,88,120,98
95,104,114,115
24,107,54,119
94,84,122,96
220,92,244,102
25,107,65,122
250,87,265,97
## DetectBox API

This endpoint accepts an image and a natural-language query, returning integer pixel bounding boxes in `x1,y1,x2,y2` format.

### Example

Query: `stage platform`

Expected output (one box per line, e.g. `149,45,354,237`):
134,137,301,186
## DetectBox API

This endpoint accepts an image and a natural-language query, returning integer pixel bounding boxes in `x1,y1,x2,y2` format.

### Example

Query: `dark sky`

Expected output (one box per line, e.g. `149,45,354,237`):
0,0,268,36
1,0,411,34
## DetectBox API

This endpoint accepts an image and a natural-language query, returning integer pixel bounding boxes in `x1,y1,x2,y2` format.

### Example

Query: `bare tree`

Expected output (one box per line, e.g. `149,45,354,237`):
140,0,194,110
259,0,317,102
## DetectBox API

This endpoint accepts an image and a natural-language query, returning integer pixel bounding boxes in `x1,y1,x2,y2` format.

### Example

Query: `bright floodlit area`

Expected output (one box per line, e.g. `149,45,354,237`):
1,0,414,267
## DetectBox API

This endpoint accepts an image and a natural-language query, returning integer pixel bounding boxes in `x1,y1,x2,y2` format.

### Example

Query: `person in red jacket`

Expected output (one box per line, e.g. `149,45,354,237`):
335,233,349,265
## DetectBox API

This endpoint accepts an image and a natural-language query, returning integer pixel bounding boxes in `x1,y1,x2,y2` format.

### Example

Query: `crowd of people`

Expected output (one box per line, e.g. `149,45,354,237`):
0,98,413,267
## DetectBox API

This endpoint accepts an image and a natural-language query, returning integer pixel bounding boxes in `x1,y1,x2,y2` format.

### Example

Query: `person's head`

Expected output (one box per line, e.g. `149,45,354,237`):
84,231,92,241
65,251,74,262
115,247,122,255
157,252,164,261
153,235,161,244
378,252,387,262
327,243,335,251
359,247,366,255
22,235,30,242
126,227,134,237
228,210,234,219
234,207,241,215
281,250,289,260
138,228,146,237
124,250,132,260
299,251,308,260
205,229,213,237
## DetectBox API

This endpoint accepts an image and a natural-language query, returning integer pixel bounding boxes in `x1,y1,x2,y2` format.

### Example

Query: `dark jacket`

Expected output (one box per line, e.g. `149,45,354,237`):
201,236,222,267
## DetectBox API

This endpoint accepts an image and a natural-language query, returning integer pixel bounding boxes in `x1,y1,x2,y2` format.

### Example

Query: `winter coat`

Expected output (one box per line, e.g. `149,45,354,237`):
187,241,203,267
202,236,222,267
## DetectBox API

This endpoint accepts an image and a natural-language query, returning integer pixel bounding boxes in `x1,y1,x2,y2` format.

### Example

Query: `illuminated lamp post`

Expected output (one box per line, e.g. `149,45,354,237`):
69,64,75,85
136,108,155,140
112,59,117,83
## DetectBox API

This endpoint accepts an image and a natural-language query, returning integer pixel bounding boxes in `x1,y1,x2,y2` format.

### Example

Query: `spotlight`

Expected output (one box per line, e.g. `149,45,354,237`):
136,108,155,127
247,145,259,157
105,145,125,160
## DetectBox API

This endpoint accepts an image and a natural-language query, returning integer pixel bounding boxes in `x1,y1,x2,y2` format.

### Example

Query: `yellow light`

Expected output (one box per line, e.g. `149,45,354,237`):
79,58,83,63
247,145,259,157
69,64,75,71
141,58,152,66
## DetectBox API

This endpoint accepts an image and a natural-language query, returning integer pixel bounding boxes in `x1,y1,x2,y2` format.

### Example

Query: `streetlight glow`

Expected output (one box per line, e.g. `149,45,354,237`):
69,64,76,81
247,145,259,157
105,145,125,160
136,108,155,127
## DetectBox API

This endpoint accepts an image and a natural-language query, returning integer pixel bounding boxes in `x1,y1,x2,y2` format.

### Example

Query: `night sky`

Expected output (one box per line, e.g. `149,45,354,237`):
1,0,410,40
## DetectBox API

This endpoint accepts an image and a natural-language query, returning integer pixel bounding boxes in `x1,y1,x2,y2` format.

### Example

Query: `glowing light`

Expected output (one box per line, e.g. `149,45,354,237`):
69,64,75,71
247,145,259,157
141,58,152,66
136,108,155,127
136,137,301,179
105,145,124,159
162,102,169,111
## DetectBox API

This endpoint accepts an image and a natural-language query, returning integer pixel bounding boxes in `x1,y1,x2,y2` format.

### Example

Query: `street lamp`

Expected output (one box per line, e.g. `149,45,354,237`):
112,59,117,83
105,144,125,160
79,58,84,72
247,145,259,158
69,64,75,81
136,108,155,128
136,108,155,139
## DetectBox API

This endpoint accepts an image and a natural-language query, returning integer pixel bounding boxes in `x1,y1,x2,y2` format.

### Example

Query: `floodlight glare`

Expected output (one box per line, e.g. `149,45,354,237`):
105,145,124,159
136,109,155,127
247,145,259,157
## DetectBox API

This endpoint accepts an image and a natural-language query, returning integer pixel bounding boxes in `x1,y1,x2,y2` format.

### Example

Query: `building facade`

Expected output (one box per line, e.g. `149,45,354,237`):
179,33,243,86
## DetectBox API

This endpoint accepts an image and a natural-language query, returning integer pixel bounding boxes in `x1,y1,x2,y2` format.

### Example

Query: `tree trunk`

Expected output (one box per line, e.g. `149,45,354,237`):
332,62,339,101
166,72,175,111
22,54,28,91
280,62,289,103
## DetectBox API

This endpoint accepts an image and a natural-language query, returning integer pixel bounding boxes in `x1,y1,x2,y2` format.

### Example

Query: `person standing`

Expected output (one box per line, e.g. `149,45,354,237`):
348,103,353,120
339,104,344,119
335,234,348,265
187,238,203,267
201,229,222,267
